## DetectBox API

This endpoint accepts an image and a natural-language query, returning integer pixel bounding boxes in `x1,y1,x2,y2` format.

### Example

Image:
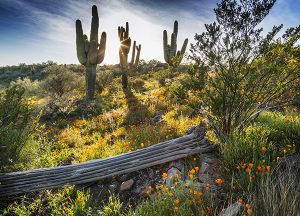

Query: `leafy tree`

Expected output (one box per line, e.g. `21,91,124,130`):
190,0,300,139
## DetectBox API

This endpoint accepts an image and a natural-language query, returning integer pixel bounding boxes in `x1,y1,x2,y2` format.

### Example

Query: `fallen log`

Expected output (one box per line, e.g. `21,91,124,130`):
0,126,216,199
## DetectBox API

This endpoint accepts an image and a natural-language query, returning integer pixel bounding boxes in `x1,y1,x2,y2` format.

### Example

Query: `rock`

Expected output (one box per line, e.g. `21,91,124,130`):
151,110,167,124
166,167,181,185
120,179,134,191
168,160,184,171
108,183,118,192
199,162,209,174
220,203,242,216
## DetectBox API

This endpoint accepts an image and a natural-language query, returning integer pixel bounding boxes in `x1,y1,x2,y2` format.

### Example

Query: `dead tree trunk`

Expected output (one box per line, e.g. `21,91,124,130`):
0,127,216,199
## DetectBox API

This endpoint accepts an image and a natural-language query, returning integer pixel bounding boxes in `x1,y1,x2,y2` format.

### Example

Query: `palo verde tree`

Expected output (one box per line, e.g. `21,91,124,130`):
118,22,131,89
76,5,106,99
190,0,300,139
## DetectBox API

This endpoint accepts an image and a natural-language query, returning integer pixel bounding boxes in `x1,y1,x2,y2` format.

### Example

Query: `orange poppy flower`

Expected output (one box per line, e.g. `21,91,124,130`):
215,178,223,185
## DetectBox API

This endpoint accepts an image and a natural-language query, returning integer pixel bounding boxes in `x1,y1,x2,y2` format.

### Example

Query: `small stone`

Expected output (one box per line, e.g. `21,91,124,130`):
166,167,181,185
151,110,167,124
108,184,117,192
199,162,209,174
220,202,242,216
168,160,184,171
120,179,134,191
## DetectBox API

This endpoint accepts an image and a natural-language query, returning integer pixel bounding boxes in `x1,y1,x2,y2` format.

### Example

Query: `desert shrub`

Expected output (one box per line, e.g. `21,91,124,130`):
43,65,83,98
0,85,38,171
255,111,300,153
131,78,145,91
10,77,42,98
128,168,218,216
221,125,272,170
167,80,188,101
182,64,206,92
96,69,114,94
3,186,92,216
101,194,123,216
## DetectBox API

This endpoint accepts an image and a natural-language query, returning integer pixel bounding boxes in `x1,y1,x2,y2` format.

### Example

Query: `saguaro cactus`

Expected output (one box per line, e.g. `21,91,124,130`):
130,41,142,69
163,20,188,67
118,22,131,89
76,5,106,99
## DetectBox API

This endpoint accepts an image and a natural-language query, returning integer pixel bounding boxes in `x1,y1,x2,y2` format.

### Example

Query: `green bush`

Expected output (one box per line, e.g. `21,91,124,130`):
101,194,123,216
221,125,272,170
167,81,188,101
255,112,300,153
43,65,83,98
221,111,299,169
3,186,92,216
131,78,145,91
96,69,114,94
0,85,37,171
10,77,42,98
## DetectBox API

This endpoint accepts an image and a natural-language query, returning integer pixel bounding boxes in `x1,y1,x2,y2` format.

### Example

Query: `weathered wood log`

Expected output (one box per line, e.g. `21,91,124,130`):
0,127,216,199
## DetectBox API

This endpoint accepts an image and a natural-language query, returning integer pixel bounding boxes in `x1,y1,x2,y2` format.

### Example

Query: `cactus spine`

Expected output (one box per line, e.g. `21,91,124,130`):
130,41,141,68
76,5,106,99
163,20,188,67
118,22,131,89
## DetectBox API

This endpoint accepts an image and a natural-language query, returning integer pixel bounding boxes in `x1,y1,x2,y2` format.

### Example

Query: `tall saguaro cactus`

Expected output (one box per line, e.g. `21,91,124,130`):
118,22,131,89
76,5,106,99
163,20,188,67
130,41,142,69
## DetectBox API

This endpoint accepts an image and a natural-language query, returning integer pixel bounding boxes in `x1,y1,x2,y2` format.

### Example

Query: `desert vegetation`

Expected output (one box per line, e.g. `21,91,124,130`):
0,0,299,215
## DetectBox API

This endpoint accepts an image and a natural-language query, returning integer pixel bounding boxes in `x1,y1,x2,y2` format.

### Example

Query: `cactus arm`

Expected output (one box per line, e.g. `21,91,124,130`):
76,20,87,65
118,27,122,39
131,40,136,66
97,32,106,64
125,22,129,39
180,38,188,55
173,20,178,37
173,20,178,52
163,30,169,63
134,44,141,67
90,5,99,43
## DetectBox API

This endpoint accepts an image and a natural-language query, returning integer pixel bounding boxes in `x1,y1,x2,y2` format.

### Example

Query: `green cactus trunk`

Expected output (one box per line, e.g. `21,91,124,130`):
86,64,96,99
76,5,106,100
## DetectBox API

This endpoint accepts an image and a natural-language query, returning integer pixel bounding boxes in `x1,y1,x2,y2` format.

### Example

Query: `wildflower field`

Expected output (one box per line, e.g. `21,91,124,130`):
0,0,300,215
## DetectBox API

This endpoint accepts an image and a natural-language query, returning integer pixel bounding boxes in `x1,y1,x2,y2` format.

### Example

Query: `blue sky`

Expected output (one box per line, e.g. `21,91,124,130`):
0,0,299,66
